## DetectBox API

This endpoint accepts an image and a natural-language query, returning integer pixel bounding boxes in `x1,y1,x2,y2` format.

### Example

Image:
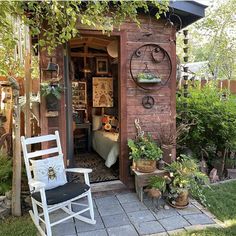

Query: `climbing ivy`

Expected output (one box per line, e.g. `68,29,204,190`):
9,1,169,53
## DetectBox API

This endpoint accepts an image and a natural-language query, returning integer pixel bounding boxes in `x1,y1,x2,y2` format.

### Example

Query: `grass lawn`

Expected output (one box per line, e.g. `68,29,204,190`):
0,214,37,236
180,180,236,236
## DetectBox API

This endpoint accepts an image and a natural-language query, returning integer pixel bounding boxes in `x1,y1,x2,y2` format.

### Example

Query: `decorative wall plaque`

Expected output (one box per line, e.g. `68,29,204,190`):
130,44,172,91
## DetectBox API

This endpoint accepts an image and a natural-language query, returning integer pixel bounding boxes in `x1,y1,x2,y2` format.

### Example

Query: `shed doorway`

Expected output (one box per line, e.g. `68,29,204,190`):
69,35,120,183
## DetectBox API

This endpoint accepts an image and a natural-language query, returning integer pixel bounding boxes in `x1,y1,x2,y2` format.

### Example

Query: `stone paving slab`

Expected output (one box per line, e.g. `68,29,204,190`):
75,208,105,233
121,201,148,213
52,222,77,236
116,192,139,204
102,213,130,228
95,196,120,208
127,210,156,223
52,191,221,236
184,213,215,225
107,224,139,236
177,204,201,216
77,229,108,236
158,215,190,231
97,203,125,216
152,207,179,220
134,220,165,235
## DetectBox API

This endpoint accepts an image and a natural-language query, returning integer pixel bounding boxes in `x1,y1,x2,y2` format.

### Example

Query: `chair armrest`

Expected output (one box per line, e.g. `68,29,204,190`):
29,180,45,190
65,168,92,174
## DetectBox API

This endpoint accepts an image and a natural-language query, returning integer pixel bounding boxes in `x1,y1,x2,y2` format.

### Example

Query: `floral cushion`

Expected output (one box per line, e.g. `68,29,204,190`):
30,154,67,190
101,115,119,132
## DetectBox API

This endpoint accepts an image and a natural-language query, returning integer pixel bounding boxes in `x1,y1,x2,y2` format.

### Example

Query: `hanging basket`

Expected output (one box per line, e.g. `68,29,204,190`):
45,94,59,111
137,73,161,84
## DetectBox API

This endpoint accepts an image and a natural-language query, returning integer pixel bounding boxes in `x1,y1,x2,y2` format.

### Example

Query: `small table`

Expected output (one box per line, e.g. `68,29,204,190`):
132,169,167,202
75,122,91,152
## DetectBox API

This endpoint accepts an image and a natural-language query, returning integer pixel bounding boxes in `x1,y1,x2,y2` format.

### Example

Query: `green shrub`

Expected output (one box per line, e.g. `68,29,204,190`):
177,83,236,162
0,152,12,194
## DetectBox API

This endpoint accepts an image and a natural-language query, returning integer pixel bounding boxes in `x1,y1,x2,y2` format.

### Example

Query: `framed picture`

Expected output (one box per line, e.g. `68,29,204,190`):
96,58,108,74
93,77,113,107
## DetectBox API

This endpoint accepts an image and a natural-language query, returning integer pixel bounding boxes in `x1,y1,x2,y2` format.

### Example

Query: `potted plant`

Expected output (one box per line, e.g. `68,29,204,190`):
137,72,161,83
128,134,163,173
147,175,167,198
40,81,63,111
165,154,209,208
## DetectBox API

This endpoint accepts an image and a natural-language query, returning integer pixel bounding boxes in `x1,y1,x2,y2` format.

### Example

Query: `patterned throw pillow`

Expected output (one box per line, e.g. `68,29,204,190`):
30,154,67,190
101,115,119,132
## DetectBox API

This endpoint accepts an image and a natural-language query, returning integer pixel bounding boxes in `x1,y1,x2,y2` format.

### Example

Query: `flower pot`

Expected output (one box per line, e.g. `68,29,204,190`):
136,159,156,173
147,188,162,198
137,77,161,84
183,56,188,62
175,189,189,207
169,189,189,209
183,38,189,44
183,66,188,72
45,94,59,111
183,47,189,53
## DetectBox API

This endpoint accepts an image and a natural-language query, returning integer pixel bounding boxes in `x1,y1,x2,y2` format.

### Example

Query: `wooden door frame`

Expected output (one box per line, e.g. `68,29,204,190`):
65,29,129,186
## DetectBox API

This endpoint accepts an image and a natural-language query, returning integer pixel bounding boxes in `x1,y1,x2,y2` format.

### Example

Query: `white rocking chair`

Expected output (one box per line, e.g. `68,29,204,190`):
21,131,96,236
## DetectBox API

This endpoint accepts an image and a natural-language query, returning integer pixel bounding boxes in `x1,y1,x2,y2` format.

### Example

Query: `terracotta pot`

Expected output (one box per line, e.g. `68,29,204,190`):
136,159,156,173
173,189,189,208
147,188,162,198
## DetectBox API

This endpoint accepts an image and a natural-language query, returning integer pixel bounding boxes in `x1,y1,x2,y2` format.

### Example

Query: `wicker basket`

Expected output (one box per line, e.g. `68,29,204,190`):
136,159,156,173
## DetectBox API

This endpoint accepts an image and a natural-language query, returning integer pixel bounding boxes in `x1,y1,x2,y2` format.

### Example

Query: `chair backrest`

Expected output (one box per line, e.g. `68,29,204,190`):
21,131,63,191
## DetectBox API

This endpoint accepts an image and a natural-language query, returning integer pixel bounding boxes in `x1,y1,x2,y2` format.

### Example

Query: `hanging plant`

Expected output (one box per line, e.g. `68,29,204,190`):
40,82,63,100
137,72,161,83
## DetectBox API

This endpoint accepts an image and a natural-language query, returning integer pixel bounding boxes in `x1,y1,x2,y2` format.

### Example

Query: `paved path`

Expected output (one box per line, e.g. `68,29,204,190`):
51,191,222,236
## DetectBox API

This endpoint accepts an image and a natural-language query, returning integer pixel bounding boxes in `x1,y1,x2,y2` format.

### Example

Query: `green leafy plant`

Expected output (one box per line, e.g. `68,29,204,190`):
148,176,166,193
128,134,163,161
165,154,209,206
177,83,236,171
40,82,63,100
0,152,12,195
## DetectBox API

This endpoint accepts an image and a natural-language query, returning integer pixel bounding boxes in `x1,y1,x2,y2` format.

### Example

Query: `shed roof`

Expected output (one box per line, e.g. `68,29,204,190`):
169,0,208,28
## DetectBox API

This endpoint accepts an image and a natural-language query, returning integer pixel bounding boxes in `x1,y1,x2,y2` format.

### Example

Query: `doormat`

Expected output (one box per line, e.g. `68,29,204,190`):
72,152,119,183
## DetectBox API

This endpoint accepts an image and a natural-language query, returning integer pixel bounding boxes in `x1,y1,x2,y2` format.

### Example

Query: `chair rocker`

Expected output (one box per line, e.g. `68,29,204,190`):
21,131,96,236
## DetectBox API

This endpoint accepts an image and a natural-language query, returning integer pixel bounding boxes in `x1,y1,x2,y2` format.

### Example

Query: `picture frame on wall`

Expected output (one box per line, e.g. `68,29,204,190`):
93,77,113,107
96,58,108,75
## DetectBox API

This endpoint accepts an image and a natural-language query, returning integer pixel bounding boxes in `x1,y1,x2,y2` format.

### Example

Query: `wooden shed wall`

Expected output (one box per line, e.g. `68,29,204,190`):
39,15,177,186
119,16,177,186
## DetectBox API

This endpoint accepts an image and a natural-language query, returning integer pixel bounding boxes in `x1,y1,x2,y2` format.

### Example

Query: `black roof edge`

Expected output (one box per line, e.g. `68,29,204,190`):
168,1,208,28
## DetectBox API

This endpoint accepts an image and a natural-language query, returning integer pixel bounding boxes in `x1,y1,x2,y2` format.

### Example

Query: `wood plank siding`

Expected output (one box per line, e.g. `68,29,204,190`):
39,14,177,187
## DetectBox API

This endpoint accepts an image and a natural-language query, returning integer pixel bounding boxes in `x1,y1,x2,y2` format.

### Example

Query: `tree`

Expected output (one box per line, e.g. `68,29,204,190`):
177,0,236,80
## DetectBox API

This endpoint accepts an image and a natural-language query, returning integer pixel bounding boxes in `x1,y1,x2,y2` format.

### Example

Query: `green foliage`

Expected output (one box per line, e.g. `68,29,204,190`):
137,72,160,81
165,154,209,205
177,0,236,80
40,82,63,99
148,176,166,192
11,1,169,53
177,83,236,158
0,152,12,195
128,134,163,161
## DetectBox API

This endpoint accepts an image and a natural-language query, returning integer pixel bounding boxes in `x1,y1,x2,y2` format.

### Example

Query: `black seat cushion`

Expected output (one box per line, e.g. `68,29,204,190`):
32,182,90,205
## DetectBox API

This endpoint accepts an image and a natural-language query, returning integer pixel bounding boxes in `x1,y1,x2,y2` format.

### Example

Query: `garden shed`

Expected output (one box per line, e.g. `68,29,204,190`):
38,1,207,188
